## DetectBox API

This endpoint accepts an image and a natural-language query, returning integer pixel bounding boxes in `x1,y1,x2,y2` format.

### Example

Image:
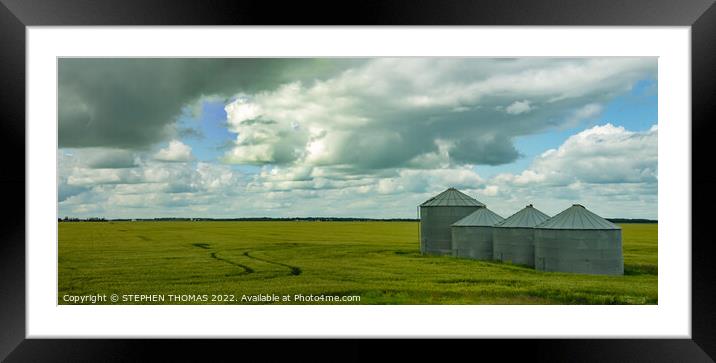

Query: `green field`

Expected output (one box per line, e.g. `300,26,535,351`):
58,221,657,304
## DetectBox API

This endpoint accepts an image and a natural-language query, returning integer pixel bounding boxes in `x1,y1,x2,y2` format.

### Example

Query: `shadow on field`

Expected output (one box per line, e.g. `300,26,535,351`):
624,264,658,276
243,251,302,276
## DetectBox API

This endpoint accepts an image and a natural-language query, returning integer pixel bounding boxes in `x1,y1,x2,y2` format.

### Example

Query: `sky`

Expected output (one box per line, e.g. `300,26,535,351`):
58,58,658,219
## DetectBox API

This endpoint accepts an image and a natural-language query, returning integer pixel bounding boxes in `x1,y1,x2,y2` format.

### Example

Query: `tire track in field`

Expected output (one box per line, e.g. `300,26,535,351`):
210,252,255,273
243,251,302,276
191,243,254,275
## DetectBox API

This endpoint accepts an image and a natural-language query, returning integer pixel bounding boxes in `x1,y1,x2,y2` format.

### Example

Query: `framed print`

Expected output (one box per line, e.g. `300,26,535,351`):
2,0,715,361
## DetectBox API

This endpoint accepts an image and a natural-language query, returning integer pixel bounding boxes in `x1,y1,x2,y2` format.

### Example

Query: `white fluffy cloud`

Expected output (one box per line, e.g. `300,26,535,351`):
58,122,658,218
59,148,246,216
222,58,655,175
505,100,532,115
482,124,658,218
565,103,604,126
154,140,194,162
494,123,657,187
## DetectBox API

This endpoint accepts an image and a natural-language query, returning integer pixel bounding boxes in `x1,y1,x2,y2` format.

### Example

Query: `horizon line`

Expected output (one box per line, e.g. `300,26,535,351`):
58,216,659,222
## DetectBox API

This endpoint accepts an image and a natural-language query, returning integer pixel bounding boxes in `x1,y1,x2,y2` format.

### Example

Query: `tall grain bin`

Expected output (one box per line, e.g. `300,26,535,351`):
493,204,550,267
451,207,504,260
419,188,484,255
534,204,623,275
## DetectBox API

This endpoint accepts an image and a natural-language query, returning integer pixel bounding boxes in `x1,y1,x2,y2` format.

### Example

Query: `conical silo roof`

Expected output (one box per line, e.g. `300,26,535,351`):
536,204,620,230
420,187,485,207
452,207,504,226
495,204,550,228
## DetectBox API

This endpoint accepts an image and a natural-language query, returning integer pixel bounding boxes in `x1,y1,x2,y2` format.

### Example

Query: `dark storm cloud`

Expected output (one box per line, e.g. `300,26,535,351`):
83,148,138,169
58,58,361,149
449,136,520,166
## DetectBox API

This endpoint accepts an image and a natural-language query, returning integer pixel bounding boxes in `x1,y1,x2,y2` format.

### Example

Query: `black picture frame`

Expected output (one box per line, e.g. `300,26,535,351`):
2,0,715,361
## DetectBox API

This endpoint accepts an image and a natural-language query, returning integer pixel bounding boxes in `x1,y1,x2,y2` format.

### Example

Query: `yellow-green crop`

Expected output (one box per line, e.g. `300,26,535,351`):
58,221,657,305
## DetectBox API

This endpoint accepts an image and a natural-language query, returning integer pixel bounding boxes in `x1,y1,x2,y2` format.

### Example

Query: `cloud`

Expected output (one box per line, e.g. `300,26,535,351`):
500,123,657,186
477,185,500,197
57,58,658,219
565,103,604,126
67,168,143,186
83,148,138,169
154,140,193,162
222,58,656,175
58,121,658,219
59,152,247,214
505,100,532,115
482,123,657,218
58,58,360,150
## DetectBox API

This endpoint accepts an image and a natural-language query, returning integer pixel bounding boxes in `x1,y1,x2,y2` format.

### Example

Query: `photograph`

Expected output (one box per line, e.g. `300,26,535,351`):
3,0,712,359
57,57,658,305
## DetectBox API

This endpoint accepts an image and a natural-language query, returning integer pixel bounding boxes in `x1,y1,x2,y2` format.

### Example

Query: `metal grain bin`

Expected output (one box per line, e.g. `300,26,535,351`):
492,204,550,267
451,207,504,260
419,188,484,255
534,204,623,275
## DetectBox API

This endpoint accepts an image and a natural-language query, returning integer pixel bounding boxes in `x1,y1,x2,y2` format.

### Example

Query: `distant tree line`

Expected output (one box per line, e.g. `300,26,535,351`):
183,217,420,222
58,216,419,222
59,216,107,222
606,218,658,224
58,216,656,223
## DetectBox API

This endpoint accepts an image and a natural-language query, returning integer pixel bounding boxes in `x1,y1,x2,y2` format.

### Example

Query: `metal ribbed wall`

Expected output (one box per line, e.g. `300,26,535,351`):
451,226,494,259
450,207,503,260
534,229,623,275
420,206,481,255
492,227,538,267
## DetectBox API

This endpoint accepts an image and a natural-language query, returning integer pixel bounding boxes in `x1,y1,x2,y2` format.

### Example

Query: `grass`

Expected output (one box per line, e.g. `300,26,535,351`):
58,221,657,304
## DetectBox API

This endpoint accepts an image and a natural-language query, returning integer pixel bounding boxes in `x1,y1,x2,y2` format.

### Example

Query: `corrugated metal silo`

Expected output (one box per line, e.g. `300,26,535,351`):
451,207,504,260
419,188,484,255
492,204,550,267
534,204,623,275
